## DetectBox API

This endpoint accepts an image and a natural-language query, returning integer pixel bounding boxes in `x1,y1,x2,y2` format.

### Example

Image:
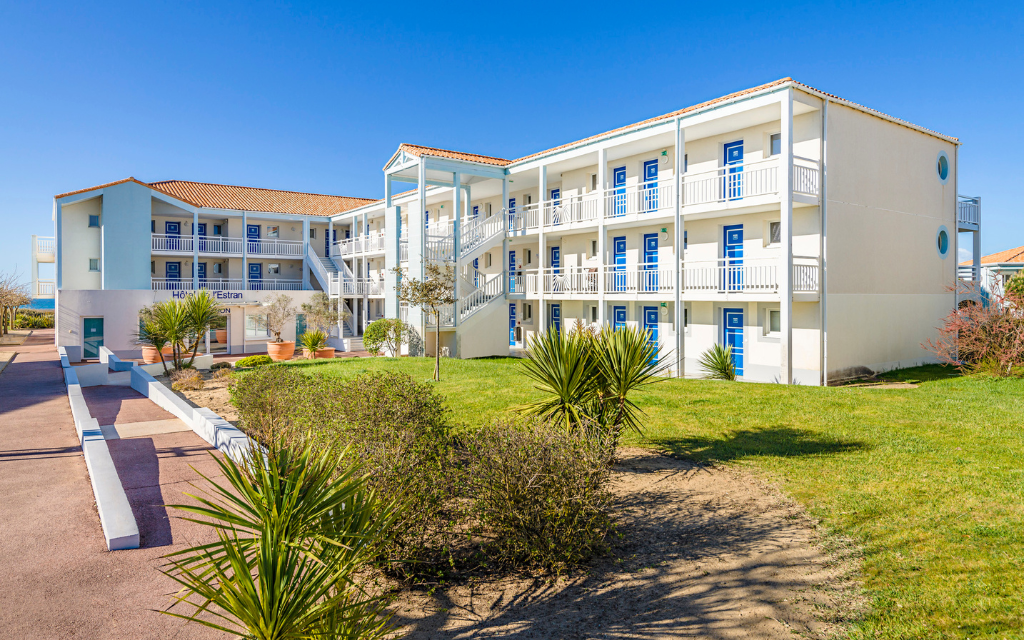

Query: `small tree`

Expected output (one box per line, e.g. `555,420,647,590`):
1005,273,1024,301
264,294,296,343
363,318,409,357
925,286,1024,376
392,264,455,381
0,270,31,336
300,292,349,337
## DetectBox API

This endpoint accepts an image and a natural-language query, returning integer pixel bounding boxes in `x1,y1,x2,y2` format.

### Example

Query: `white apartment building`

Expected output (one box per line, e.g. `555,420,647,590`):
41,78,981,383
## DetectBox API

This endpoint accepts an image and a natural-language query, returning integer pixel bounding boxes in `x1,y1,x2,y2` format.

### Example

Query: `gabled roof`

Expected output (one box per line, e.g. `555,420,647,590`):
384,143,512,171
56,178,375,217
961,246,1024,266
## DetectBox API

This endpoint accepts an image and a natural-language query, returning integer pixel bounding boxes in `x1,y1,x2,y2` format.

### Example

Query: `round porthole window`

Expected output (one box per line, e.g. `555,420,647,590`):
936,225,950,258
936,151,950,184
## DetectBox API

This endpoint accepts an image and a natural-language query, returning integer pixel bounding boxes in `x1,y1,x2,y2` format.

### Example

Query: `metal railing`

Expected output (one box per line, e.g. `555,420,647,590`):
958,265,981,282
36,280,55,296
680,256,820,293
426,234,454,262
544,267,600,295
247,278,304,291
603,267,676,294
603,178,676,219
400,240,409,261
958,196,981,227
151,234,249,254
36,237,55,255
546,192,602,226
460,273,504,320
460,214,505,257
151,278,245,291
152,234,194,253
246,239,304,257
333,231,387,256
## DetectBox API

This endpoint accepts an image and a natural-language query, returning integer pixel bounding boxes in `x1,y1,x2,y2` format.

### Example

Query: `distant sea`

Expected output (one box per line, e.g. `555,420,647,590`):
22,299,55,311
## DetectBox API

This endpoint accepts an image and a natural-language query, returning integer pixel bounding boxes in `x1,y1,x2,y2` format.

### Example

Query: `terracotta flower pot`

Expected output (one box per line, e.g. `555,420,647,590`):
215,329,227,343
302,347,336,359
142,345,174,364
267,341,295,361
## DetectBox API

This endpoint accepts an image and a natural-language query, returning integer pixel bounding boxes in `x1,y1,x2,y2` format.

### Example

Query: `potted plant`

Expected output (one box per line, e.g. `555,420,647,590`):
300,330,334,359
264,294,296,361
299,292,347,352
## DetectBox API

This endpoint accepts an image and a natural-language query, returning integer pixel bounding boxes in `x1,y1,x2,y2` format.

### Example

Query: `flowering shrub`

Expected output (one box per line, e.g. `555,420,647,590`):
925,288,1024,376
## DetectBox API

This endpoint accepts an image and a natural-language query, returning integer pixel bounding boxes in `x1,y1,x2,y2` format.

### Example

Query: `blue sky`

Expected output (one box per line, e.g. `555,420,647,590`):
1,0,1021,280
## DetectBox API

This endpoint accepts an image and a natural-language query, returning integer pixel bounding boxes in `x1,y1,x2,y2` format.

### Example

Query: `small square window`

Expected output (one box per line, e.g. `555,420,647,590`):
89,258,100,272
267,225,280,239
770,133,782,157
590,174,598,191
309,228,316,239
485,253,492,268
268,264,281,275
590,306,598,323
526,249,532,264
767,309,781,335
151,220,156,233
213,263,222,274
89,215,100,228
151,261,155,275
213,224,222,235
245,313,270,339
591,240,598,257
524,304,533,321
769,221,782,245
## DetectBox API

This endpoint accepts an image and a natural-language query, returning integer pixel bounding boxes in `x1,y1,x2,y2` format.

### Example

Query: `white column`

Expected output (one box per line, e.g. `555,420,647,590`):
192,210,199,290
674,119,685,378
538,165,547,331
452,171,461,326
597,148,608,326
302,217,310,290
780,89,795,384
242,211,248,291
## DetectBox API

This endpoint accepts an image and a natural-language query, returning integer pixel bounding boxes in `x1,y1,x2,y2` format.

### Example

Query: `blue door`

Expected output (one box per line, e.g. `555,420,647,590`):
472,205,479,219
550,303,561,333
247,224,261,254
643,233,658,292
613,236,626,291
613,166,627,216
83,318,104,359
509,304,516,345
325,228,336,256
551,246,560,275
196,223,207,252
165,261,181,289
724,308,744,376
550,188,561,205
165,221,181,251
506,198,516,229
642,160,659,211
196,262,206,283
643,306,659,361
613,306,626,331
508,250,517,293
473,258,479,287
249,262,262,290
724,224,743,291
724,141,744,200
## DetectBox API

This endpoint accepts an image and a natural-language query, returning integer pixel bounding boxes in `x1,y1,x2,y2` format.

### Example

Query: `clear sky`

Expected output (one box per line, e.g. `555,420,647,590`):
1,0,1021,280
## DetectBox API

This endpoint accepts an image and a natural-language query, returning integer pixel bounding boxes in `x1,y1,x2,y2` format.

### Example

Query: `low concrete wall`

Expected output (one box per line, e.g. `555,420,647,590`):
62,345,82,363
99,346,135,372
61,357,140,550
130,367,193,424
74,362,110,387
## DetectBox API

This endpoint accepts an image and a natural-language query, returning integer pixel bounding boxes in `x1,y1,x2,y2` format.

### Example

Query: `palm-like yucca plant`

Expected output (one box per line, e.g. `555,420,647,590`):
301,330,328,355
161,439,395,640
520,324,668,447
153,299,193,370
699,343,737,380
182,291,223,367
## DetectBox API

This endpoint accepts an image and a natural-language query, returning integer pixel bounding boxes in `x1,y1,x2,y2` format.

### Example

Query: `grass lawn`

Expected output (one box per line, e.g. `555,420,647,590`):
281,356,1024,638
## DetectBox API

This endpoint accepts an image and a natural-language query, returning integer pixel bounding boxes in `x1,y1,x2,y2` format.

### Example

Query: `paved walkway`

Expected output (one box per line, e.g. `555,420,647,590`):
0,330,226,639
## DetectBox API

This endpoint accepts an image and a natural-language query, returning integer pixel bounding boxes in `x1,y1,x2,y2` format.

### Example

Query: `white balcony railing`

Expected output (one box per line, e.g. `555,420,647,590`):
545,267,601,295
958,196,981,227
958,265,981,282
151,278,244,291
36,280,55,296
151,234,247,254
460,214,505,256
681,256,819,294
603,178,677,220
246,239,304,257
400,240,409,261
333,231,387,257
36,237,55,255
152,234,194,253
603,267,676,295
247,278,304,291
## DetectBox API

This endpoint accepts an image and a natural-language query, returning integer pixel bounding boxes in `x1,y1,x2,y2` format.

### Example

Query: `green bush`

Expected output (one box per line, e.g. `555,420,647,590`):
14,310,54,329
362,318,409,356
234,354,274,369
229,365,308,446
212,368,233,379
465,418,615,572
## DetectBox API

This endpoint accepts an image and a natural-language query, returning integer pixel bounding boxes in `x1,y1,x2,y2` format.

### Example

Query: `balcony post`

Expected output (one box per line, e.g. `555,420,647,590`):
674,118,685,378
538,164,547,330
452,171,461,328
193,210,199,291
302,217,310,290
597,147,608,327
780,88,794,384
242,211,248,291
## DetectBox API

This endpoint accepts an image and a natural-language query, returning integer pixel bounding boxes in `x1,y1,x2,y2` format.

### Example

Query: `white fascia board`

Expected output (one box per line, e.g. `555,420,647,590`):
331,201,387,223
199,207,321,223
420,156,507,180
150,190,198,213
55,190,105,206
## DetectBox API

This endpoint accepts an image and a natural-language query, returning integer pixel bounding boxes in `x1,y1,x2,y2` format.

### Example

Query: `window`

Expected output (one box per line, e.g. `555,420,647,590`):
245,314,269,339
89,258,99,272
590,306,598,323
268,264,281,275
526,249,532,264
684,230,688,250
684,307,689,328
684,154,688,172
151,261,155,275
936,226,950,258
770,133,782,156
937,151,950,183
309,227,316,239
267,225,280,238
151,220,156,233
769,221,782,245
525,194,532,206
213,224,222,235
485,203,492,217
766,309,781,335
485,253,492,268
89,215,100,228
523,304,533,321
591,239,598,257
213,263,222,274
590,174,598,191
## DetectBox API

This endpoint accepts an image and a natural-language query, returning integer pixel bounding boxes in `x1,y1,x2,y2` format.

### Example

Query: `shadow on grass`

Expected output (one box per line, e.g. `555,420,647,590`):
651,426,869,464
876,364,961,384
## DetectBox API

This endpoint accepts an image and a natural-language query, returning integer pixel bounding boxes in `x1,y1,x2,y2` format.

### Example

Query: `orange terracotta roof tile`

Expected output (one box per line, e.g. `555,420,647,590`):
390,143,512,169
961,246,1024,266
56,178,375,217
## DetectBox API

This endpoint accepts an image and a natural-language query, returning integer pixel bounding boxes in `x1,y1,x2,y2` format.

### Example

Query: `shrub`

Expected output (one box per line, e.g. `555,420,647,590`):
926,286,1024,376
171,368,204,391
300,329,328,354
14,310,54,329
210,361,232,371
212,367,233,380
465,418,615,572
234,354,273,369
229,365,308,446
698,343,737,380
363,318,409,357
1006,273,1024,301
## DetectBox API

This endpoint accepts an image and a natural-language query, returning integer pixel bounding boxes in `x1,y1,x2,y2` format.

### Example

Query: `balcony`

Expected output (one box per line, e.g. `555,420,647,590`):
334,277,385,297
957,196,980,229
151,234,303,257
36,280,55,297
332,231,387,257
503,157,821,234
151,278,303,291
35,236,55,259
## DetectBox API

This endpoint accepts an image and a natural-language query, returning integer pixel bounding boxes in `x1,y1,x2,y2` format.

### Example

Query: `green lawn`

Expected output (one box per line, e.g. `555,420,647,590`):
282,356,1024,638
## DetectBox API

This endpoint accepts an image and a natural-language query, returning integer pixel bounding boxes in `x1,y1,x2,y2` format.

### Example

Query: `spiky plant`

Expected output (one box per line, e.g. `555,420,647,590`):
161,439,396,640
699,343,737,381
300,329,328,354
